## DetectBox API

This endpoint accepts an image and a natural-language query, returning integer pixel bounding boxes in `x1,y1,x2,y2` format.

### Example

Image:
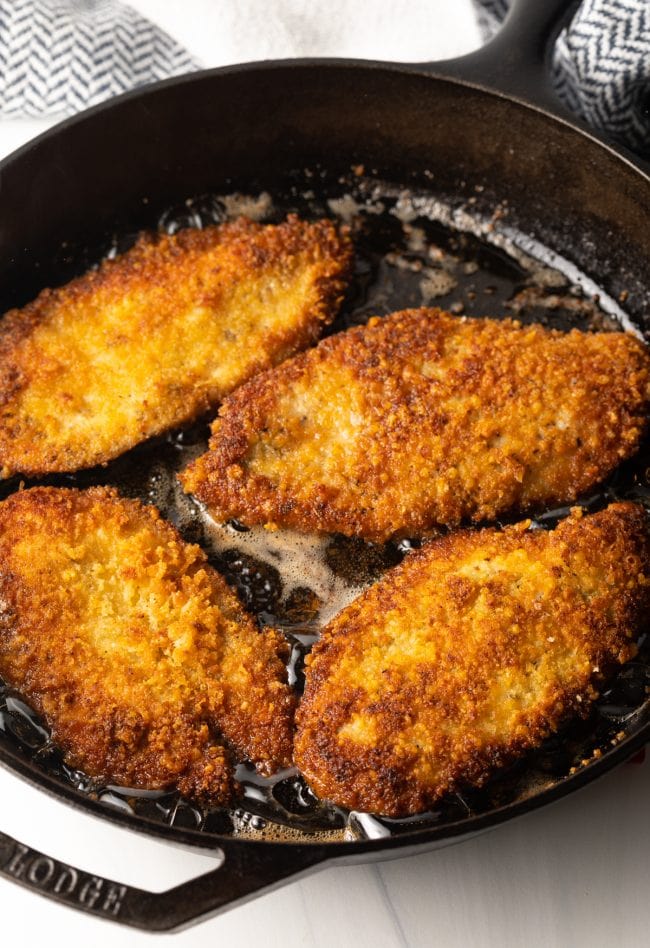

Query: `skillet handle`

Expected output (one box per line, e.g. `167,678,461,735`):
419,0,650,176
0,828,324,931
419,0,578,112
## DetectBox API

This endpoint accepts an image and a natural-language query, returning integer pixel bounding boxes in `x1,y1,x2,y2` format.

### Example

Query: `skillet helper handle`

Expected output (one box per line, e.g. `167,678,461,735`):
0,829,323,931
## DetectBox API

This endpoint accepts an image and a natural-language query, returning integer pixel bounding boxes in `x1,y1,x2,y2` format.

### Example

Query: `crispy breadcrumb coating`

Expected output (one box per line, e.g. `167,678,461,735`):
0,216,352,478
294,503,650,816
181,308,650,542
0,487,295,803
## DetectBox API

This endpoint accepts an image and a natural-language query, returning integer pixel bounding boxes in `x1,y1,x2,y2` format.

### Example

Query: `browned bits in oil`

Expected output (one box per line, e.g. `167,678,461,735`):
1,184,649,842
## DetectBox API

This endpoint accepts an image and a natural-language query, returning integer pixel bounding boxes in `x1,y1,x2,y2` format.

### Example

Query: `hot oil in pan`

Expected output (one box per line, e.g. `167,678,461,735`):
0,176,649,844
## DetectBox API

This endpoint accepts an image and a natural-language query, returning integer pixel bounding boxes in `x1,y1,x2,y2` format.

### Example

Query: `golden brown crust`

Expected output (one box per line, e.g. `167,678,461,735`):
0,486,295,803
0,216,352,477
294,503,650,816
181,308,650,542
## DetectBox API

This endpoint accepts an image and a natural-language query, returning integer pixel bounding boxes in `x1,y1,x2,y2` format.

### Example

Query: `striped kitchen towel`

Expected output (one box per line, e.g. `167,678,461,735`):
0,0,199,116
475,0,650,155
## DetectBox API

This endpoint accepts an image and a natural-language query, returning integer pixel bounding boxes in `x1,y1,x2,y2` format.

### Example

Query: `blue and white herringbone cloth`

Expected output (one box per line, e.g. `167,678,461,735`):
475,0,650,154
0,0,199,116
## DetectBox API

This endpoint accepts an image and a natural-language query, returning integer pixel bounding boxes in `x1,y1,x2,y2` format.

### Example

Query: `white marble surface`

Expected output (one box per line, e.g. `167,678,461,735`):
1,2,648,945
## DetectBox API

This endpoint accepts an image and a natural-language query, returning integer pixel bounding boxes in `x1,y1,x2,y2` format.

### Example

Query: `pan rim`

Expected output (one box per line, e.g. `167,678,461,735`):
1,57,649,861
1,704,648,858
0,57,648,184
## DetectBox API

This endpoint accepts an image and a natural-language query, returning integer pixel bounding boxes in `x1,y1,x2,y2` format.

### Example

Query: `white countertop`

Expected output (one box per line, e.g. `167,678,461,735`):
1,3,648,945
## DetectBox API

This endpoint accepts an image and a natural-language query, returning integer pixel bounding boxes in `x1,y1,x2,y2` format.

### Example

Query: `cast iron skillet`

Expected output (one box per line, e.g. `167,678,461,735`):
1,0,650,931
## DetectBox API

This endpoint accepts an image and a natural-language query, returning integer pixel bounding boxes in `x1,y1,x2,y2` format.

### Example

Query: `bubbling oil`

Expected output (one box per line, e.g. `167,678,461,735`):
0,173,649,844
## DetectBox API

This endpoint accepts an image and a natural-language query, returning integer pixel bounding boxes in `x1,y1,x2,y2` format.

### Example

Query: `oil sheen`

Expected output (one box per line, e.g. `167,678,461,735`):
0,173,649,844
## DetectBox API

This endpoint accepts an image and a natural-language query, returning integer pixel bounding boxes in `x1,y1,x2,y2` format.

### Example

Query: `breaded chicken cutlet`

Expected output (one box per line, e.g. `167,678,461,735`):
294,502,650,816
0,486,295,803
0,216,352,478
181,308,650,542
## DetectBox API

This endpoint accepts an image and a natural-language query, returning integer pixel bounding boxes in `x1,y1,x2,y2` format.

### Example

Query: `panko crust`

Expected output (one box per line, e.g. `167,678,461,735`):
181,308,650,542
0,215,352,478
294,503,650,816
0,486,295,804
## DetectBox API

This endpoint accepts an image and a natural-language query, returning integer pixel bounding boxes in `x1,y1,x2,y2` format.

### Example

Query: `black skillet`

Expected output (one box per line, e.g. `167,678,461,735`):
1,0,650,931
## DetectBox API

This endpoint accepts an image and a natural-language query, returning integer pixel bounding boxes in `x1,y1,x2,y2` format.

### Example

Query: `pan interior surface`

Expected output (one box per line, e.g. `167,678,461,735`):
0,169,649,846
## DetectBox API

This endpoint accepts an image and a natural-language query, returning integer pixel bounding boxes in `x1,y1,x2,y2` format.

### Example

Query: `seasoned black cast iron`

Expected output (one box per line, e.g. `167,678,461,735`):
1,0,649,930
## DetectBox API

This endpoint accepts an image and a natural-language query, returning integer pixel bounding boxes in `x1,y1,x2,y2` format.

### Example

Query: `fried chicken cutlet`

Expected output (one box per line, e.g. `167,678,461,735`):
0,216,352,478
294,503,650,816
0,487,295,803
181,308,650,542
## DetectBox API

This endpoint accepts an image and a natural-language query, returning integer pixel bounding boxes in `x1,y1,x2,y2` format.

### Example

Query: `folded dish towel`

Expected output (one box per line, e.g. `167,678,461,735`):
0,0,198,116
0,0,648,155
475,0,650,155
